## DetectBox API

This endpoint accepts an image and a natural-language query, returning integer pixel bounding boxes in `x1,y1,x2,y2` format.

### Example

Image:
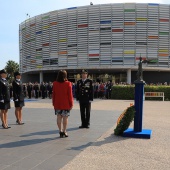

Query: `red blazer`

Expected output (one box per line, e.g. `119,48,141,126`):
52,81,73,110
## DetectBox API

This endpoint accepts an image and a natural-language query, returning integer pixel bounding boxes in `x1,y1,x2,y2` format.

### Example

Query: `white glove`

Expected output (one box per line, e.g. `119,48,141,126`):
0,100,4,103
15,99,19,101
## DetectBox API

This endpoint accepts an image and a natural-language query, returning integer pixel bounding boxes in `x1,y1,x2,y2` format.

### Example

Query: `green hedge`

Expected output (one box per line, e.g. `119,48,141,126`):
111,85,135,100
111,85,170,101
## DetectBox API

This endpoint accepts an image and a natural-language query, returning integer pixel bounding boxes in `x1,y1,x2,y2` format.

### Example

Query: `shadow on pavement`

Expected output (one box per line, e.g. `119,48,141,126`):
20,127,79,137
67,142,93,151
0,137,57,148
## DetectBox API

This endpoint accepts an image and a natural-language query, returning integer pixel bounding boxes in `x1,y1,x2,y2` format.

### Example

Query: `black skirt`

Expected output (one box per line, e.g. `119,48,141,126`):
0,102,11,110
14,101,25,108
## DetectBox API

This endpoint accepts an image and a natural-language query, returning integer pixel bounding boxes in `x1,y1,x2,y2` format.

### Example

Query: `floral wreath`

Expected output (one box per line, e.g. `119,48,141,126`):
114,105,135,136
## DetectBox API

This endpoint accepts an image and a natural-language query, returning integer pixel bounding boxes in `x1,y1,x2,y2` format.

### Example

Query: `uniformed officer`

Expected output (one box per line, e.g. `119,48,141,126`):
27,82,32,99
106,81,112,99
33,82,39,99
0,69,11,129
12,71,25,125
40,82,46,99
76,69,93,128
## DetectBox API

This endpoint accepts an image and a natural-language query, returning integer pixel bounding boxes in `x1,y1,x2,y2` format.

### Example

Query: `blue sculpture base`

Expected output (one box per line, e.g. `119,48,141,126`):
123,128,152,139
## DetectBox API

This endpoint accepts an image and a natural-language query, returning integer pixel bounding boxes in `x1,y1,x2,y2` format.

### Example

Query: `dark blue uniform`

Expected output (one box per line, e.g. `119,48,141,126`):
12,80,25,107
0,78,11,110
76,79,93,128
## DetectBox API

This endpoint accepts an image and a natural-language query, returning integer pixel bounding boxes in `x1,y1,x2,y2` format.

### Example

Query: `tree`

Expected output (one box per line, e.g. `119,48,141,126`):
5,60,19,83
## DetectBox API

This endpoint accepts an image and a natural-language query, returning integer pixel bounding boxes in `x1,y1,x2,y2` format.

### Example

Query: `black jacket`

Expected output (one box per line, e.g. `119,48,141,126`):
76,79,93,103
12,80,24,102
27,84,32,92
0,79,10,102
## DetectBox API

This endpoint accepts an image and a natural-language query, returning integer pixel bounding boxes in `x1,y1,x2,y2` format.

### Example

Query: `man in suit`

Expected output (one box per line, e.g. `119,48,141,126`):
27,82,32,99
40,82,46,99
76,70,93,128
106,81,112,99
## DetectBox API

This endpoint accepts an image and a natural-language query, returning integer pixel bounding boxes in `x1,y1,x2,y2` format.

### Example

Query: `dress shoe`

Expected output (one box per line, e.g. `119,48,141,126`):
16,120,24,125
63,132,68,137
19,122,25,125
2,124,8,129
59,131,63,138
85,126,90,129
79,125,85,128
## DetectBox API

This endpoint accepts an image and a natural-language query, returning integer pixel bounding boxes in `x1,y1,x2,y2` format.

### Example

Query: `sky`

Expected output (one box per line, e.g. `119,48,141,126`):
0,0,169,70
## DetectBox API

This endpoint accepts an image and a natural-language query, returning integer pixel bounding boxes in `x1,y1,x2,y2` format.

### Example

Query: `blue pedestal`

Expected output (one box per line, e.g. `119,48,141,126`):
123,128,152,139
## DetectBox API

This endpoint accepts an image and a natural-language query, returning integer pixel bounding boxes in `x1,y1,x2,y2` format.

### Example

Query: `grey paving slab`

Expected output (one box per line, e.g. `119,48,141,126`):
0,99,121,170
60,100,170,170
30,155,74,170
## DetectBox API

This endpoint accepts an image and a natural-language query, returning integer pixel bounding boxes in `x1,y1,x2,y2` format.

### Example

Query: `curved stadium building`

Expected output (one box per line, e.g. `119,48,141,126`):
19,3,170,84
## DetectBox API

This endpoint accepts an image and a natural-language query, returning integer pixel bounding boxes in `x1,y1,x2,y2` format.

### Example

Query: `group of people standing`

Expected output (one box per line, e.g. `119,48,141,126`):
0,69,24,129
26,82,53,99
52,69,93,137
0,69,93,139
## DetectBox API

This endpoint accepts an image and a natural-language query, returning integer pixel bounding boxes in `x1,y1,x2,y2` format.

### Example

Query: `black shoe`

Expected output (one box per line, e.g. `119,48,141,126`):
2,124,8,129
7,126,11,128
59,131,63,138
16,120,24,125
63,132,68,137
19,122,25,125
85,126,90,129
79,126,85,128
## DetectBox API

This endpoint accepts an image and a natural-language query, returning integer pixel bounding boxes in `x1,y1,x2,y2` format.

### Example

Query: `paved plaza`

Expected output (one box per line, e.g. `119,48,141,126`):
0,99,170,170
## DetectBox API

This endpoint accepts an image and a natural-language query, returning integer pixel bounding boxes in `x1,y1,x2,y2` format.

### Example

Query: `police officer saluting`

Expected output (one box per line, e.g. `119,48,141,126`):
76,70,93,128
12,71,25,125
0,69,11,129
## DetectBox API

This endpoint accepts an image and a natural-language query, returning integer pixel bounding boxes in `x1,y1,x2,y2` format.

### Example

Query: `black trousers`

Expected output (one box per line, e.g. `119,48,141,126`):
35,90,39,98
79,102,91,127
42,91,45,99
28,91,31,98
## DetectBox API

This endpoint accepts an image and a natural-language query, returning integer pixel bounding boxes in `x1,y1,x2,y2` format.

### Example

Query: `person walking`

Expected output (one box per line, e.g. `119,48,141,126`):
52,70,73,138
76,69,93,128
12,71,25,125
0,69,11,129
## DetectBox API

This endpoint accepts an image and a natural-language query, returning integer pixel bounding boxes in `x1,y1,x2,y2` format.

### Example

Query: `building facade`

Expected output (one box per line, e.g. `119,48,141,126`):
19,3,170,84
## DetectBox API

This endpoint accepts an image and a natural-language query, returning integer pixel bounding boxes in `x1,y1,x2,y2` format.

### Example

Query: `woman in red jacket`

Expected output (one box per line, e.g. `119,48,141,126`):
52,70,73,138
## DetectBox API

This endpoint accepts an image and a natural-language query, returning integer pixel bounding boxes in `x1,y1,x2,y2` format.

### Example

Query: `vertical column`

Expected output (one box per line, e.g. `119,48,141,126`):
127,69,131,84
134,81,145,132
40,72,43,83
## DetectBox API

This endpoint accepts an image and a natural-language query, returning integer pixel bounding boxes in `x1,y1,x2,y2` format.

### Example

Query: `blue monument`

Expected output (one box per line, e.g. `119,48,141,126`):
123,56,152,139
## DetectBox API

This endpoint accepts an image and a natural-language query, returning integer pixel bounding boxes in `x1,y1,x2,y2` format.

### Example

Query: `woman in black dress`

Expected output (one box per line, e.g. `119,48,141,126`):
0,69,11,129
12,72,25,125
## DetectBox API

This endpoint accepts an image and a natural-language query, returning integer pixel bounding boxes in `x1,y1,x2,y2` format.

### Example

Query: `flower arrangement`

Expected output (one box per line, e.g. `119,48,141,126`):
114,105,135,136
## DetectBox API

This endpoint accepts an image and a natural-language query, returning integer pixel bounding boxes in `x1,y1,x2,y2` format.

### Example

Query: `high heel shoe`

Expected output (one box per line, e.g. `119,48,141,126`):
59,131,63,138
63,132,68,137
16,120,24,125
2,124,8,129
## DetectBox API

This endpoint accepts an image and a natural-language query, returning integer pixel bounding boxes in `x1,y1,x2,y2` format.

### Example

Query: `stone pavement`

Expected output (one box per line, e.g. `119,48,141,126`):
0,99,169,170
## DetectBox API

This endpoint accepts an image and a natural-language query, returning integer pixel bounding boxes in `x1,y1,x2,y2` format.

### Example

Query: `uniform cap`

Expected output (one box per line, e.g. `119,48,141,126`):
81,69,88,74
0,69,7,74
14,71,21,77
